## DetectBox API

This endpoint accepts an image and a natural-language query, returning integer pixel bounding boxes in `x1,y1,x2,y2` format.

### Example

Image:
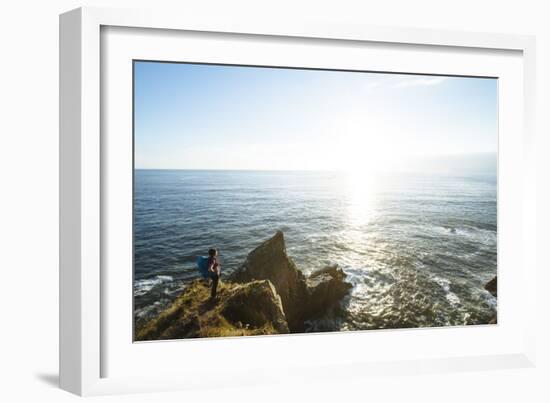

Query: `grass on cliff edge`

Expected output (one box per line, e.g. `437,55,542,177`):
135,280,279,341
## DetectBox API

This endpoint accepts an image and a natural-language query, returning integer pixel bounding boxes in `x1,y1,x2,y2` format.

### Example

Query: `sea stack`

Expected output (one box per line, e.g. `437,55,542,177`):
231,231,353,331
231,230,310,330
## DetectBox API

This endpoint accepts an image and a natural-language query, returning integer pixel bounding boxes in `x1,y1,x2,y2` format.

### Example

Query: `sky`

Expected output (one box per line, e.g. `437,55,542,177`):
134,61,497,174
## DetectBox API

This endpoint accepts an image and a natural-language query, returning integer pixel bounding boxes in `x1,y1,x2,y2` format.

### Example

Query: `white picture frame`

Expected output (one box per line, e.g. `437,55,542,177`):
59,6,537,396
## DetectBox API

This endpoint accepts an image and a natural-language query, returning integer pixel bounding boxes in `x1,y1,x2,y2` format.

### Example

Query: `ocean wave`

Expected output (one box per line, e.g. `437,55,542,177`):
431,275,461,306
134,275,174,297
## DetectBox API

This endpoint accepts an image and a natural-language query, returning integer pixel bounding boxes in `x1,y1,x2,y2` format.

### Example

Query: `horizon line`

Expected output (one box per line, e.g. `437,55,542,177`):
134,168,497,175
134,151,497,172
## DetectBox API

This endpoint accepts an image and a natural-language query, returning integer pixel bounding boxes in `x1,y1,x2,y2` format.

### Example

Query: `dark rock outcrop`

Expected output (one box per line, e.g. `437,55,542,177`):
231,231,309,330
304,264,353,319
231,231,352,331
484,276,497,297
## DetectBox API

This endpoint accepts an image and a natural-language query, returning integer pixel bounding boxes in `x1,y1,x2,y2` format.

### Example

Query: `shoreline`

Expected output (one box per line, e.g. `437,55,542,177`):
135,231,497,340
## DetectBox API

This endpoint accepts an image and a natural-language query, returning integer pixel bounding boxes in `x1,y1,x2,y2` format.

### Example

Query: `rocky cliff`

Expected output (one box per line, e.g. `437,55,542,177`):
135,231,352,340
136,279,289,340
230,231,309,330
231,231,352,331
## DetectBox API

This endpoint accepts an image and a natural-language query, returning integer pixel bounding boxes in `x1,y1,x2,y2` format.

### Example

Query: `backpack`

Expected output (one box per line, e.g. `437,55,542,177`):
196,256,211,278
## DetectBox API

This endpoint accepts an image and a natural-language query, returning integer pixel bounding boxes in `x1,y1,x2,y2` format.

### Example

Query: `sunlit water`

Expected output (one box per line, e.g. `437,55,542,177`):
134,169,497,329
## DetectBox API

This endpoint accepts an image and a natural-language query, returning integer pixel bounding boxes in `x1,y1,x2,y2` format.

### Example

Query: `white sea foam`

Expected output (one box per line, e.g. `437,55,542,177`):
134,275,174,296
481,288,498,309
434,225,496,246
455,226,496,244
432,276,461,306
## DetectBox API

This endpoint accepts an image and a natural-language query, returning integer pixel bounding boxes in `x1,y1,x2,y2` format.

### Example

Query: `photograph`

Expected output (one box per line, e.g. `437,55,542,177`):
132,61,498,341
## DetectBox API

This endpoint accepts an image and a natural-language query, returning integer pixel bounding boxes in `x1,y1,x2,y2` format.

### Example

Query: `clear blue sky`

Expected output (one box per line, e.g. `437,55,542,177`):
134,61,497,172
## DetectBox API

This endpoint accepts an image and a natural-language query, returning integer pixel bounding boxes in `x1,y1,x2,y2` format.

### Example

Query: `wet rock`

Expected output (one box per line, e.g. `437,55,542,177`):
484,276,497,297
304,264,353,319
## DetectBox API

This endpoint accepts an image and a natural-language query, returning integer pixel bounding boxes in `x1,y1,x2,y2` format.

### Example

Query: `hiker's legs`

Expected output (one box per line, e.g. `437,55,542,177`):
211,273,219,298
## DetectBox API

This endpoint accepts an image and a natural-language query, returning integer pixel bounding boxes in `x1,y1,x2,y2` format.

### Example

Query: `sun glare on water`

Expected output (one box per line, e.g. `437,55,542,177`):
337,112,389,228
344,167,379,228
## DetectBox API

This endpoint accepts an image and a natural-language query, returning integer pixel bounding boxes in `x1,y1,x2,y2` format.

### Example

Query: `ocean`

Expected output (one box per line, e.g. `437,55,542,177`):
134,169,497,330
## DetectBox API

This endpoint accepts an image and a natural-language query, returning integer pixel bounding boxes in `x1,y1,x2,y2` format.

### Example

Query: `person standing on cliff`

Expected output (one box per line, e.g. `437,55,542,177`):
207,248,221,299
